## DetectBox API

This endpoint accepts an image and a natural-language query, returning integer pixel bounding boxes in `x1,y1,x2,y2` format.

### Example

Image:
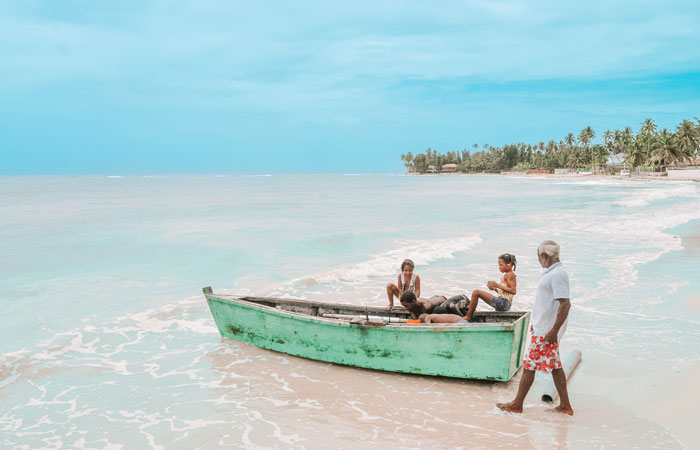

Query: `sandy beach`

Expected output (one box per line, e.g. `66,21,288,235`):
420,171,700,183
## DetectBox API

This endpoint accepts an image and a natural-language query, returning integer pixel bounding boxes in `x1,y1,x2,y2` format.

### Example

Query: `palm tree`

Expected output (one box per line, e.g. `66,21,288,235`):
676,119,700,165
401,152,414,172
652,130,683,170
624,140,647,170
578,127,594,148
603,129,613,145
567,147,584,169
639,118,658,137
610,126,636,162
565,133,575,149
592,145,610,171
603,129,616,162
578,126,596,171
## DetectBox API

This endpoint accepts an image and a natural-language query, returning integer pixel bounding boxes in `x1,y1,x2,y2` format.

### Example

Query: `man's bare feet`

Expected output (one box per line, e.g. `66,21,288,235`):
496,402,523,413
385,305,393,311
554,405,574,415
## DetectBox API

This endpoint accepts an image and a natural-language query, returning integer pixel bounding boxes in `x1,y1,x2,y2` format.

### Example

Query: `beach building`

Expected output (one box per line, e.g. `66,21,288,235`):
593,153,626,174
606,153,625,170
441,163,457,173
426,165,437,174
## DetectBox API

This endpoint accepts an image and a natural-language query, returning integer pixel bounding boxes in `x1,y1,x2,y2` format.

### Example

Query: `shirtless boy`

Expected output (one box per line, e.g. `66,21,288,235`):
399,291,446,321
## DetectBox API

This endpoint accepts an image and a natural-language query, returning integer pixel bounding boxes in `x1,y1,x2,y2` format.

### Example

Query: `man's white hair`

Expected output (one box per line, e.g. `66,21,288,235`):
538,240,560,259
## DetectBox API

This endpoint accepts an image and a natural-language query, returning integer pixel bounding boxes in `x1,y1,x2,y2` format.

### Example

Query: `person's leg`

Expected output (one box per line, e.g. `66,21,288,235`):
497,369,535,413
386,284,399,310
551,368,574,415
432,300,450,315
465,290,493,321
435,295,462,314
446,294,468,314
424,314,463,324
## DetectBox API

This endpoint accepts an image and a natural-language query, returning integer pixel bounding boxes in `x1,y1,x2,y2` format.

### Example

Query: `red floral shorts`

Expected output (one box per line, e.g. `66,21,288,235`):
523,327,562,374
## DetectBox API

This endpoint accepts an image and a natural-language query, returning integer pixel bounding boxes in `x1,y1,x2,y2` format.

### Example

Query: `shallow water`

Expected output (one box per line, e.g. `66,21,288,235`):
2,174,699,448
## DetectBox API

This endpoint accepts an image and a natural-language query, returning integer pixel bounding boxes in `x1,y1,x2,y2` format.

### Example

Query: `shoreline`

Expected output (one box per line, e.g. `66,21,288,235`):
410,172,700,182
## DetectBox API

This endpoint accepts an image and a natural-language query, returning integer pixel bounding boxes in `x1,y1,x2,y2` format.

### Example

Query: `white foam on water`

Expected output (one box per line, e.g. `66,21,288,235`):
289,233,482,286
612,183,698,207
73,438,124,450
555,178,635,186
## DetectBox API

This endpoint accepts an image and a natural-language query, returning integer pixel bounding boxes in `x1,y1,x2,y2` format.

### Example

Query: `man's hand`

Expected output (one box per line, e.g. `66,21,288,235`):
487,281,496,290
544,329,558,344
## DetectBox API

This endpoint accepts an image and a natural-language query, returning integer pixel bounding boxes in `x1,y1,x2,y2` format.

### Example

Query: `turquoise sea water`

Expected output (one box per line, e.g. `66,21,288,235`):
2,174,700,448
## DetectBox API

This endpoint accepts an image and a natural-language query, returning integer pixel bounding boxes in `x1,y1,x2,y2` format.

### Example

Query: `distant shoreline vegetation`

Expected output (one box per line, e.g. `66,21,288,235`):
401,118,700,174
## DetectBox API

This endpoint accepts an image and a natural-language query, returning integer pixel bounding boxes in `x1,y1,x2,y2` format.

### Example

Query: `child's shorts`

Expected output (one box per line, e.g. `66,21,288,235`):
523,327,562,374
490,296,512,311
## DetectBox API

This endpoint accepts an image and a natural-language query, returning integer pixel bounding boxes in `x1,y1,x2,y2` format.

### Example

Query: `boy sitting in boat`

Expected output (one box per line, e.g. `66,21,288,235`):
399,291,446,321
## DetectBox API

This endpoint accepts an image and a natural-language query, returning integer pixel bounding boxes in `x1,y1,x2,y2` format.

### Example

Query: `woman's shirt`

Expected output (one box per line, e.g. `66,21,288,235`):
401,273,416,293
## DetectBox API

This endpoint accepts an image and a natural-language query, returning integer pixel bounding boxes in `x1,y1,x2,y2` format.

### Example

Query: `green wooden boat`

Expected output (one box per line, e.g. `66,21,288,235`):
203,287,530,381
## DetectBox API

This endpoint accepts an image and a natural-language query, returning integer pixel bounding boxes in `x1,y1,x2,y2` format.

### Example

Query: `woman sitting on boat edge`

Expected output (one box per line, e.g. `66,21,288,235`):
422,253,518,324
386,259,421,310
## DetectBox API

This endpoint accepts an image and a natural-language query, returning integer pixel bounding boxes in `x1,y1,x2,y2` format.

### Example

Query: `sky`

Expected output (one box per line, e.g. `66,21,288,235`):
1,0,700,174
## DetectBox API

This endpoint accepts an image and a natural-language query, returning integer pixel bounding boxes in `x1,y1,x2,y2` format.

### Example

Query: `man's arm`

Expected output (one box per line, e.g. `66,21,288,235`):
544,298,570,344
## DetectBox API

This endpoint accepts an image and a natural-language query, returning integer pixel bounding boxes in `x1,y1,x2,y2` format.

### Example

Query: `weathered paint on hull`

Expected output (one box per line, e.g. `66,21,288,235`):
205,294,530,381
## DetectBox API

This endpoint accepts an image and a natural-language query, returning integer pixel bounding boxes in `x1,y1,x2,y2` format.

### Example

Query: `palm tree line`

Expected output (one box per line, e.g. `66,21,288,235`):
401,118,700,174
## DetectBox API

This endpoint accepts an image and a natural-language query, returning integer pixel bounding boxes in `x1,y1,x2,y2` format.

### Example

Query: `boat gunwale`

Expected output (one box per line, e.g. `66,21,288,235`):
206,293,526,333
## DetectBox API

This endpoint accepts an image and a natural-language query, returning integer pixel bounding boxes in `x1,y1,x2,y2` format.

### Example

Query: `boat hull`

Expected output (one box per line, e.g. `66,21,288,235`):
205,291,530,381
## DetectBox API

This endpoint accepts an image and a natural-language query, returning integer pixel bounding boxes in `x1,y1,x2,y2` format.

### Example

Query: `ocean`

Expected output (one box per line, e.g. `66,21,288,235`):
2,174,699,449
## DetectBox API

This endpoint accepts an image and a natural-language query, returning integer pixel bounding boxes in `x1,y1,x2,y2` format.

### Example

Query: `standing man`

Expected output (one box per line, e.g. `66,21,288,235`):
497,240,574,415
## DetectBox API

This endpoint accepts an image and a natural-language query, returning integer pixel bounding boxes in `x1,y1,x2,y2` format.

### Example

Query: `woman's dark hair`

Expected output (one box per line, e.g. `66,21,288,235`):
400,291,417,304
401,259,415,270
499,253,517,270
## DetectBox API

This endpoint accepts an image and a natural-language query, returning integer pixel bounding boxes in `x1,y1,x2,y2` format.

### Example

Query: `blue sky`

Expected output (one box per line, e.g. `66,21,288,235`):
1,1,699,174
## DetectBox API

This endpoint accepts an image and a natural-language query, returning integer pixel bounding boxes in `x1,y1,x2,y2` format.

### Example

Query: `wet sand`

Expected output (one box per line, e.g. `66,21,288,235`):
202,341,684,449
685,293,700,311
569,352,700,450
